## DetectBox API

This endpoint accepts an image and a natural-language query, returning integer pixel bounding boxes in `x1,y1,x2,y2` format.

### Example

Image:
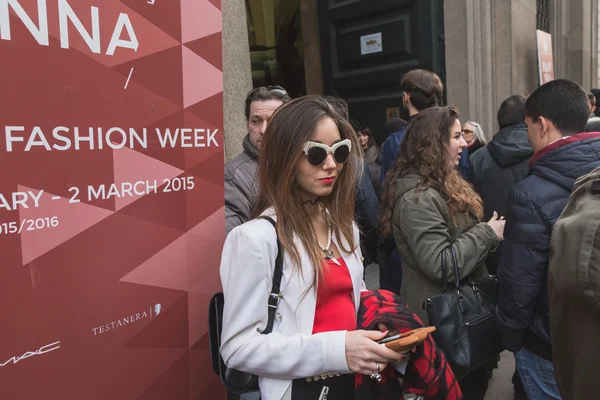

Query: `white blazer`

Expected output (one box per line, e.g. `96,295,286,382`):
219,212,365,400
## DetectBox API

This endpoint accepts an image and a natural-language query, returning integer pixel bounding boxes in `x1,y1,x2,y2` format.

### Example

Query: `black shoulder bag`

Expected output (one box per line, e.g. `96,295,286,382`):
424,247,504,379
208,216,283,394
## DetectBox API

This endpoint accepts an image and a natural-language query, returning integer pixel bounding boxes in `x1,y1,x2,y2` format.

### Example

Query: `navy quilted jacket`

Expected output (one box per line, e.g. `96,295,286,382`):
496,133,600,354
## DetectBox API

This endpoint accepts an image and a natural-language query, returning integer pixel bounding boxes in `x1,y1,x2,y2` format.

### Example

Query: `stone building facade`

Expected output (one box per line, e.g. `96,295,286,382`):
222,0,600,160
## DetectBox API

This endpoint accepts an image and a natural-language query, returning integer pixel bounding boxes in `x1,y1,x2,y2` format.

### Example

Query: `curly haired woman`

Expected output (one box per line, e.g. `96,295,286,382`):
379,106,505,399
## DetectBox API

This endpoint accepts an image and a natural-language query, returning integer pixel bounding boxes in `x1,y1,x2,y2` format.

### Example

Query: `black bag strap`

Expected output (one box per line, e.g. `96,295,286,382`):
442,246,463,291
449,247,462,289
259,216,284,335
441,248,449,292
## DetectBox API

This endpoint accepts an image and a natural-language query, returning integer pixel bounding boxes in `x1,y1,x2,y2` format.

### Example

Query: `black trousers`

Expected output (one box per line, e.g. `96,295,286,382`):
291,374,354,400
459,367,490,400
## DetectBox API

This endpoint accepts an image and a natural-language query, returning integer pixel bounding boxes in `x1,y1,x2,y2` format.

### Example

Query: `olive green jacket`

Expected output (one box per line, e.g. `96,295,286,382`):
549,166,600,400
392,173,498,324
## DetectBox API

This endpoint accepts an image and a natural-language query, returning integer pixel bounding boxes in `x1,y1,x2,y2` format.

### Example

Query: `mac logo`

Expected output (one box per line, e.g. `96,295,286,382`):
1,341,61,367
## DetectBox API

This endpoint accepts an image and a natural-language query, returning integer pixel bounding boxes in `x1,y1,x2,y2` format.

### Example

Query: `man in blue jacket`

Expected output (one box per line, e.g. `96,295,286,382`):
497,79,600,400
380,70,444,182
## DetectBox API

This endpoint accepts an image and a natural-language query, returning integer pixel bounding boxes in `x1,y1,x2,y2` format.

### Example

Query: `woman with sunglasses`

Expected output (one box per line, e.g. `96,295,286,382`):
379,106,505,399
220,95,408,400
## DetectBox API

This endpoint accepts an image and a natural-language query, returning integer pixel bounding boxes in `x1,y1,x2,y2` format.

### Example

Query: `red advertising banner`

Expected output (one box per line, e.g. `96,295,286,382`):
537,29,555,85
0,0,225,398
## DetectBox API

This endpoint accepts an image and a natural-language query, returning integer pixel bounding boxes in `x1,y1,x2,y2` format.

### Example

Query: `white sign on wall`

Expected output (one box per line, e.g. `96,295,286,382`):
360,32,383,55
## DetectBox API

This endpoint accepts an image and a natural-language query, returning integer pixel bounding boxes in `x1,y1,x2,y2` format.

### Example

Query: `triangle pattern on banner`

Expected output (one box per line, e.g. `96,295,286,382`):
188,152,225,187
113,46,184,108
185,93,224,130
119,0,183,43
187,292,214,348
191,332,211,351
180,0,222,43
182,46,223,108
188,347,219,398
207,0,221,11
136,351,192,400
119,207,224,292
112,147,184,211
184,32,223,71
18,185,113,265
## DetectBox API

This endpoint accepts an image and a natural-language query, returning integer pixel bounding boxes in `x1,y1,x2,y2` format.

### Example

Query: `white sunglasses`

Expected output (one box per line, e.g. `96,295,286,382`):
302,139,352,166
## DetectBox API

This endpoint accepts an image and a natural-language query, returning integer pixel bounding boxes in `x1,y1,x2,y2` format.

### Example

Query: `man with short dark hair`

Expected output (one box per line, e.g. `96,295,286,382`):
379,69,443,181
225,86,291,236
496,79,600,400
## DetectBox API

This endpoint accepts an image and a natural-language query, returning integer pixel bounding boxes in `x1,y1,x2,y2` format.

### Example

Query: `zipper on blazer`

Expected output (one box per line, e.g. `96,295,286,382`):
318,386,329,400
465,311,492,327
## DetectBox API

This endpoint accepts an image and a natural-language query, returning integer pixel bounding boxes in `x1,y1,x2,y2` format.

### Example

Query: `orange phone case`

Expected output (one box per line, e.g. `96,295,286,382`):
383,326,436,353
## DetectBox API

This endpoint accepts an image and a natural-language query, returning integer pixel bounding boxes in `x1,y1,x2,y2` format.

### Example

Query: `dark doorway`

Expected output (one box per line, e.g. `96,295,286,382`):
246,0,306,97
318,0,446,145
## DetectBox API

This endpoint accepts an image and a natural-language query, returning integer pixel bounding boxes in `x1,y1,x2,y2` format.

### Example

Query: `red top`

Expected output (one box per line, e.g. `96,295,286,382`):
312,258,357,334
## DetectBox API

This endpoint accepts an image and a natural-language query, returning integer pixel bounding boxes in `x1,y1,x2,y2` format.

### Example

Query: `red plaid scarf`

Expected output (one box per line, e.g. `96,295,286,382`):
355,290,463,400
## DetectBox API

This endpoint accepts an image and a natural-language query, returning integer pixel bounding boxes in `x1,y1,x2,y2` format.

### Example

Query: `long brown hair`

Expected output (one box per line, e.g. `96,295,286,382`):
380,106,483,236
253,95,362,287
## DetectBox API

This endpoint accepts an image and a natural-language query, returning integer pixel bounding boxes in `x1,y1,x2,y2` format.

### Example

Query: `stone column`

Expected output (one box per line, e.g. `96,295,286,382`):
300,0,324,94
223,0,253,162
551,0,598,89
444,0,537,139
550,0,569,79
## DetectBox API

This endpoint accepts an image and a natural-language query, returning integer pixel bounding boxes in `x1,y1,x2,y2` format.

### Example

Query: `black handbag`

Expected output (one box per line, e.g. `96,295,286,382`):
423,247,504,379
208,216,283,395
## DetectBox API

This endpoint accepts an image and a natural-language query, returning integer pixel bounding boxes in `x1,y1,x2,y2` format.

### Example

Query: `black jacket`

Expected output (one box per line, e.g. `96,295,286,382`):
364,146,382,199
470,123,533,220
467,139,484,156
356,162,378,264
496,133,600,360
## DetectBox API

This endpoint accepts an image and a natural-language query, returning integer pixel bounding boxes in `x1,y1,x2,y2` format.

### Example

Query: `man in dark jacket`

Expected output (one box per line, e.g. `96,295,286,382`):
325,95,379,264
470,95,532,275
224,86,290,236
497,79,600,400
